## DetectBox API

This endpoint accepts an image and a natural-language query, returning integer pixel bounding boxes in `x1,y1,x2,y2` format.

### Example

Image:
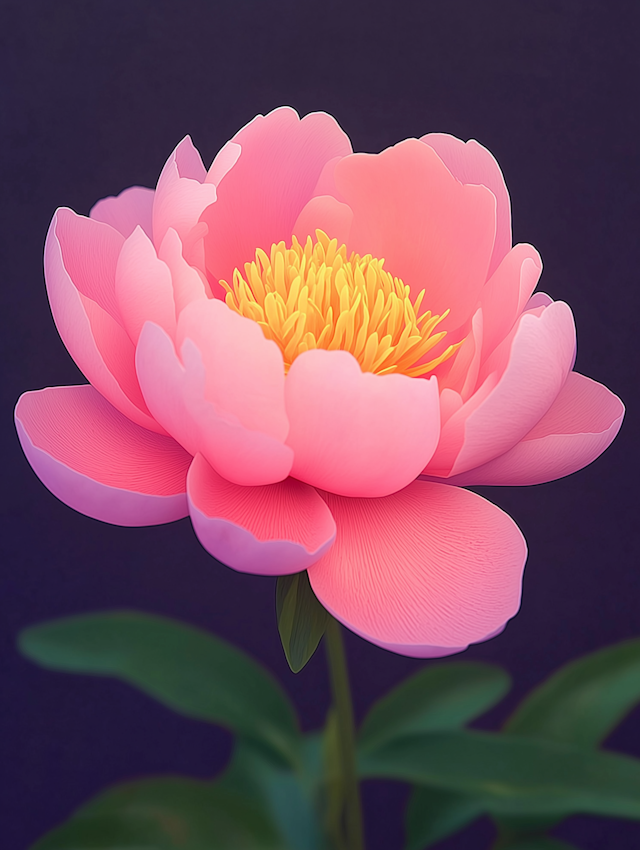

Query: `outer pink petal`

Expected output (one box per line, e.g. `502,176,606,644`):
90,186,155,240
45,209,163,433
187,453,336,575
53,207,124,322
115,226,177,344
308,481,526,657
152,136,217,249
426,300,576,477
15,385,191,526
421,133,511,278
285,350,440,497
429,373,624,486
334,139,496,332
479,243,543,360
292,195,354,247
200,107,352,286
136,322,293,486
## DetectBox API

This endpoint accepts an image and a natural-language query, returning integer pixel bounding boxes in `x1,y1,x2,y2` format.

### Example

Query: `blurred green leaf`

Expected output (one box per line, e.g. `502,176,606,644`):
19,611,300,766
496,637,640,840
276,572,329,673
359,662,511,753
30,776,287,849
221,736,327,850
504,637,640,746
359,729,640,819
404,786,484,849
493,837,580,850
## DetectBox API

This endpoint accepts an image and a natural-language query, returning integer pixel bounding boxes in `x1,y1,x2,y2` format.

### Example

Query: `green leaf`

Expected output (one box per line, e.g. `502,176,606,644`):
276,572,329,673
504,637,640,746
359,662,511,753
19,611,300,766
359,729,640,820
30,776,287,849
221,737,326,850
404,786,484,849
496,638,640,840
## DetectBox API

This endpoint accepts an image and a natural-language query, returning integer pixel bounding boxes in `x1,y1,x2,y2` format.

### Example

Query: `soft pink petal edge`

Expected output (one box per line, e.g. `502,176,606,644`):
420,133,511,279
187,453,336,575
426,300,576,477
15,385,191,525
285,349,440,497
201,106,353,286
423,372,624,486
44,208,164,433
90,186,155,240
308,481,526,657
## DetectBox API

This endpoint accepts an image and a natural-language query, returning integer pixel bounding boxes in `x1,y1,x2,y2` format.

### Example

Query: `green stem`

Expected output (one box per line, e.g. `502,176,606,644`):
325,617,365,850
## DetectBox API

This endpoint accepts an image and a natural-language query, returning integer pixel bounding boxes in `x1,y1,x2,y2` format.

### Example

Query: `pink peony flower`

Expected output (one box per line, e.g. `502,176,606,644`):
15,107,624,657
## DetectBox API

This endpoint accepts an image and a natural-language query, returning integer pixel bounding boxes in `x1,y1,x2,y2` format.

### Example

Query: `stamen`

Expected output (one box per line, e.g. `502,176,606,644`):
219,230,463,376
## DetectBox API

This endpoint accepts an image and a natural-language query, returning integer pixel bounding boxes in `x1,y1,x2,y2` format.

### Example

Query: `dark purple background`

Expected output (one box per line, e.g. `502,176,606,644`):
2,1,639,848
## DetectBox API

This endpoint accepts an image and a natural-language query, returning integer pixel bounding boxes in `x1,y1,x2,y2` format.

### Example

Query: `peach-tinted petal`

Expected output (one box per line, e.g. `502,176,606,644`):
15,385,190,526
115,227,177,344
158,228,209,315
426,301,576,477
421,133,511,278
152,136,217,249
431,373,624,486
292,195,354,247
308,481,526,657
136,322,293,486
439,308,483,400
285,350,440,497
90,186,155,240
45,209,163,433
479,244,543,360
176,299,289,441
187,453,336,575
334,139,496,331
200,107,352,286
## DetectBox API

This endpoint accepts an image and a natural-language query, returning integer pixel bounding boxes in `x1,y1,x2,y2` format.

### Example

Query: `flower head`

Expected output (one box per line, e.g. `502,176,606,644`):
15,108,624,657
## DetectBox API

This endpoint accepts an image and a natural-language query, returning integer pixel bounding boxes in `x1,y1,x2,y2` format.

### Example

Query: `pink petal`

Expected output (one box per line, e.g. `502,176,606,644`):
292,195,354,247
421,133,511,278
158,228,209,315
204,140,242,187
152,136,217,249
426,300,576,477
431,372,624,486
187,453,336,575
334,139,496,332
284,350,440,497
115,227,177,344
176,299,289,441
53,207,124,323
45,209,163,433
200,107,352,286
439,308,483,400
90,186,155,240
479,244,542,360
308,481,526,657
15,385,191,526
136,322,293,486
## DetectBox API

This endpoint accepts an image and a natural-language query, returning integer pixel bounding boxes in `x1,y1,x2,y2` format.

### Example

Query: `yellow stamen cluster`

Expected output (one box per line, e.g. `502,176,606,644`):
220,230,461,376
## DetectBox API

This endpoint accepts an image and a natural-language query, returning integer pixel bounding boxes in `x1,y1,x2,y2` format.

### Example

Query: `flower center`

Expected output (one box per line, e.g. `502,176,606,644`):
220,230,461,376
